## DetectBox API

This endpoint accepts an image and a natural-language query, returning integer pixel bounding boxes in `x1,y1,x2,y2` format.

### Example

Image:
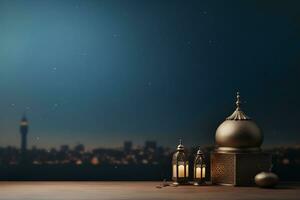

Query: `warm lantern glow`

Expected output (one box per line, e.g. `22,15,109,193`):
196,167,201,178
178,164,185,177
186,164,189,177
173,164,177,177
202,166,206,178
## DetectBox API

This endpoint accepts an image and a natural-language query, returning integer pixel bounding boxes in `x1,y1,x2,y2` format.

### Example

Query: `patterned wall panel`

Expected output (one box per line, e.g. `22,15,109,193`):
211,153,235,185
211,152,271,186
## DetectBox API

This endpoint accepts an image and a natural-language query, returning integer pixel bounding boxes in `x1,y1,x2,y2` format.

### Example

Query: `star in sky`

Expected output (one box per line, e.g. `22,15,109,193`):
113,33,121,38
147,81,152,87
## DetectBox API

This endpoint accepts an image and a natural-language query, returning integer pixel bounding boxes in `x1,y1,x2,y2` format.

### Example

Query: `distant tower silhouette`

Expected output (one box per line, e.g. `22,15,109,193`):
20,113,29,159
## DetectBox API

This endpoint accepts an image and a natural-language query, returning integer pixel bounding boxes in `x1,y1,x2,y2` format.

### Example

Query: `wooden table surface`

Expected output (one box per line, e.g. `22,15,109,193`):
0,181,298,200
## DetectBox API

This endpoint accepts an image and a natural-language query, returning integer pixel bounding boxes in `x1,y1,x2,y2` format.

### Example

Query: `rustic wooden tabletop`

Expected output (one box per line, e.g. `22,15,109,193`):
0,181,298,200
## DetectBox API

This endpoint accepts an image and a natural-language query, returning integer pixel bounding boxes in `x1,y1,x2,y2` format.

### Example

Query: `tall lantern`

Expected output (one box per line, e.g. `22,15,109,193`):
193,147,206,185
172,139,189,185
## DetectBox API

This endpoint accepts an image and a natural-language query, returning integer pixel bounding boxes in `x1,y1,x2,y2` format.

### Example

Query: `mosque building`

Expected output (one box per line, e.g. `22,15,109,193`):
211,92,271,186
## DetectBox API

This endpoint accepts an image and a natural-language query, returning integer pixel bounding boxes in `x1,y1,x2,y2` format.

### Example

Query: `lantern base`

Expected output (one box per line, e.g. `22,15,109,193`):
193,182,205,186
193,179,205,186
211,151,271,186
172,182,180,186
172,181,189,185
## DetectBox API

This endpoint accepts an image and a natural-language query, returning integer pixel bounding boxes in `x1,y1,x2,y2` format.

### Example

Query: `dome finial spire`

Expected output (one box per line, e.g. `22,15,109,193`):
226,92,251,120
236,91,241,110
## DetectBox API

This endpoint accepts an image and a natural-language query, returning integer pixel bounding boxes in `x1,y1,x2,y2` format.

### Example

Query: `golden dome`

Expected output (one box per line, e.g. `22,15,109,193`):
215,92,263,153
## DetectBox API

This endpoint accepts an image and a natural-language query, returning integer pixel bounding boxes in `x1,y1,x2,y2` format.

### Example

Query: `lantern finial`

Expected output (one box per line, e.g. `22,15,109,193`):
177,139,184,151
197,147,203,155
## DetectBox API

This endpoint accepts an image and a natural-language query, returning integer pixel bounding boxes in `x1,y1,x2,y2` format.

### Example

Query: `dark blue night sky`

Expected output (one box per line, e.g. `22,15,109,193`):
0,0,299,149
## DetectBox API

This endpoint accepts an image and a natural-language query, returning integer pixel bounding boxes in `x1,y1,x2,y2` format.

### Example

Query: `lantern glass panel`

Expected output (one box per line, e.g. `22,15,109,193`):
172,164,177,178
195,165,202,178
178,161,185,177
202,165,206,178
186,164,189,177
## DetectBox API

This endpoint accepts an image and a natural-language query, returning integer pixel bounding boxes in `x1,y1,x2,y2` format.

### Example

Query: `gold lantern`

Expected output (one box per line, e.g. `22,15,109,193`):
193,147,206,185
172,139,189,185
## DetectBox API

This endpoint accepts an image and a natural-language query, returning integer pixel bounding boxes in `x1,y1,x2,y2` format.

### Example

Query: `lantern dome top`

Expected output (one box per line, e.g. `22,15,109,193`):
215,92,263,153
177,139,184,151
196,147,203,155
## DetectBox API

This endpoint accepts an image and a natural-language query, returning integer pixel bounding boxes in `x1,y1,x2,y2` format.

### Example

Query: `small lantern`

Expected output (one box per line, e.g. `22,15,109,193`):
172,139,189,185
193,147,206,185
